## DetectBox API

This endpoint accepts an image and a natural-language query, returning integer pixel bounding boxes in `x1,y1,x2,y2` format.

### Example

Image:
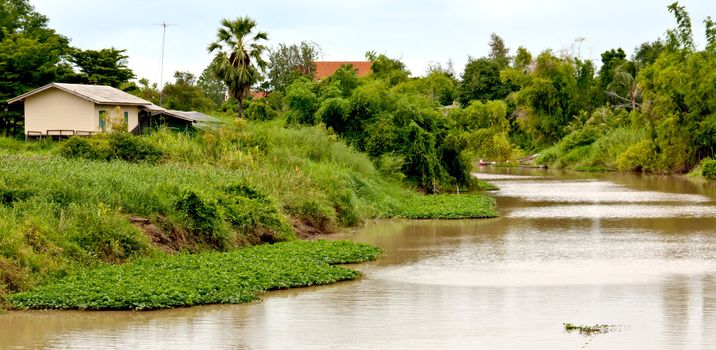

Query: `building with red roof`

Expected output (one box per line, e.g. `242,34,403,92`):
314,61,372,80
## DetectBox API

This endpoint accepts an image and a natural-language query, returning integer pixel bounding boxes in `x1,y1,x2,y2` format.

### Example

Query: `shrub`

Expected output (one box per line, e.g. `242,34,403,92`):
244,99,278,121
702,159,716,179
220,184,294,243
175,188,227,249
59,134,163,164
59,137,99,159
616,139,655,172
67,204,152,263
375,154,405,182
109,133,163,163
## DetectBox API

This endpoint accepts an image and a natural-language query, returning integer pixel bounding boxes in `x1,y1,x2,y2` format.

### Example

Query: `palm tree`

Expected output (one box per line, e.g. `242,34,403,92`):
208,17,268,119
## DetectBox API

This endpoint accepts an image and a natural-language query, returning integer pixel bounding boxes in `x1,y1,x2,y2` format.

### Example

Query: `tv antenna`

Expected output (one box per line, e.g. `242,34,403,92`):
152,21,177,106
574,37,586,59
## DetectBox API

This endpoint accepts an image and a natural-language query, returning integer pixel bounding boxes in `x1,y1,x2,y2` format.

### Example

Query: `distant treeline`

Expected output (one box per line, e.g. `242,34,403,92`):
2,1,714,175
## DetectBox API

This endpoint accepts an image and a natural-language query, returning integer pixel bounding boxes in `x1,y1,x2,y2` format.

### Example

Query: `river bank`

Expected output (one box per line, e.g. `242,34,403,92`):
3,168,716,349
0,120,497,309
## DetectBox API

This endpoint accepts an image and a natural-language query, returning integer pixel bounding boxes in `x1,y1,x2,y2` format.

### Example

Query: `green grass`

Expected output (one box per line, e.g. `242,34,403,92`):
7,240,380,310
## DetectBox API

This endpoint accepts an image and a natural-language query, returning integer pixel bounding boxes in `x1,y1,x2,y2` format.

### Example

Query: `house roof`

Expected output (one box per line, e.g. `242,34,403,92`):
8,83,153,106
314,61,372,80
149,109,222,124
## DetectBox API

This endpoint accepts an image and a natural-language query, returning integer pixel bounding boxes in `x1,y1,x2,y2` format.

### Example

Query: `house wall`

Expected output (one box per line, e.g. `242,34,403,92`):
24,88,95,134
94,105,139,132
23,88,141,134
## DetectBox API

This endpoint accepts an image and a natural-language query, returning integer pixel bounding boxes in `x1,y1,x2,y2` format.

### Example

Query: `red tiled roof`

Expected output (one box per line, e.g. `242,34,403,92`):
314,61,372,80
250,91,268,99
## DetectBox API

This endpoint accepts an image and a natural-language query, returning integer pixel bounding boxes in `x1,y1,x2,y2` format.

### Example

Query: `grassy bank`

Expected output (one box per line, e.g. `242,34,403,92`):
0,119,496,304
8,240,380,310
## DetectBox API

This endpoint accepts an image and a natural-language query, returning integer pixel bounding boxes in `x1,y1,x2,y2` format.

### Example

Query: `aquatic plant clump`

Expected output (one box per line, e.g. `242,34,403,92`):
394,193,497,219
563,323,624,336
7,240,381,310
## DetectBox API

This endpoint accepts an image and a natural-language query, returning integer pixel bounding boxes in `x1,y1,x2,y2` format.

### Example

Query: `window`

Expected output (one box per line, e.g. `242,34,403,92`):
124,111,129,126
98,110,107,131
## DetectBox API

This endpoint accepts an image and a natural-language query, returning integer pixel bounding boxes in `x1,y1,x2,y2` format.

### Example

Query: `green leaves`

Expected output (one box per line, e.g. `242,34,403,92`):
68,48,135,88
393,193,497,219
7,240,381,310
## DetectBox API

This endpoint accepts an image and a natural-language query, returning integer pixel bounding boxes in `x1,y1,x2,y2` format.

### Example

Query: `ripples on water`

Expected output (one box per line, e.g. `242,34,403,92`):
3,169,716,349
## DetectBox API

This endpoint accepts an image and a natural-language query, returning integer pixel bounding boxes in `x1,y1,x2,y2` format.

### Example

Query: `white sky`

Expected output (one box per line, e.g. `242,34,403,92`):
30,0,716,87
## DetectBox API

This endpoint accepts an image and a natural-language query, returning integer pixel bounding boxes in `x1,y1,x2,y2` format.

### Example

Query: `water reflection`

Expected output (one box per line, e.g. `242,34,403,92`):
2,168,716,349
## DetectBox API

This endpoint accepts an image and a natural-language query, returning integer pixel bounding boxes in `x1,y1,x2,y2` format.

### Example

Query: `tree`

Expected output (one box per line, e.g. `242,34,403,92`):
458,57,514,105
402,121,444,193
365,51,410,85
633,40,666,69
162,71,214,112
666,1,695,51
197,64,227,107
208,16,268,119
502,50,579,146
458,34,516,105
0,0,74,136
69,48,135,88
0,0,53,41
706,16,716,52
284,78,319,125
267,41,319,92
513,46,533,72
133,78,160,105
488,33,510,67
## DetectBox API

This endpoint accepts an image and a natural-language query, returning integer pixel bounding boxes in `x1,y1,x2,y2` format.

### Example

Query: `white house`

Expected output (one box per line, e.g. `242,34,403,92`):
8,83,221,138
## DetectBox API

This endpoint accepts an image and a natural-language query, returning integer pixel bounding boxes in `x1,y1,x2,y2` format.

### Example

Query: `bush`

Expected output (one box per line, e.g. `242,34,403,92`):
59,134,163,164
220,184,294,243
702,159,716,179
244,99,278,121
109,133,163,163
59,137,99,159
616,139,655,172
175,188,227,249
67,204,152,263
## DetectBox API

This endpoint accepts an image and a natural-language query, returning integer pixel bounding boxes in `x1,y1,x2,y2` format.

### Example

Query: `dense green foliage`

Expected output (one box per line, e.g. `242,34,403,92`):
59,133,163,163
68,48,135,88
501,2,716,175
8,240,380,310
281,54,516,192
701,159,716,179
161,71,216,111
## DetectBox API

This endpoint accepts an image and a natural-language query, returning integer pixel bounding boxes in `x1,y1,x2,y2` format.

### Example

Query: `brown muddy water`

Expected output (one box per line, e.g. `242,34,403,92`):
3,168,716,349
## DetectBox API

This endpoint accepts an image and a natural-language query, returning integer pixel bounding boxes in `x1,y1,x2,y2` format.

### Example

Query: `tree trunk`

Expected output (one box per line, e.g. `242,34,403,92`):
236,85,251,120
236,97,244,119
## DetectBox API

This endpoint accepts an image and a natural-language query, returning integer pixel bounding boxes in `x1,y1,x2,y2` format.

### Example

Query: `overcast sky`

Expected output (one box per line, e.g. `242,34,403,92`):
30,0,716,86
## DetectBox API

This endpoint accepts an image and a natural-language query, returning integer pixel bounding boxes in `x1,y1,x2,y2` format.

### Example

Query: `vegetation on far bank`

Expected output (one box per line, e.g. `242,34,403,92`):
7,240,380,310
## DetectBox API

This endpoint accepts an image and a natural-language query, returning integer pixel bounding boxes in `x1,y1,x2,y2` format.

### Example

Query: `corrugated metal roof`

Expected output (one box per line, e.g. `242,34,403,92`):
8,83,153,105
153,109,222,124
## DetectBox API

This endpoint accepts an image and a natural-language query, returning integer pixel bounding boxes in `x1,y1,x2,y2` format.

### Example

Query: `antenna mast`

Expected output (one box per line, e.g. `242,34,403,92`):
160,22,167,106
153,21,176,107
